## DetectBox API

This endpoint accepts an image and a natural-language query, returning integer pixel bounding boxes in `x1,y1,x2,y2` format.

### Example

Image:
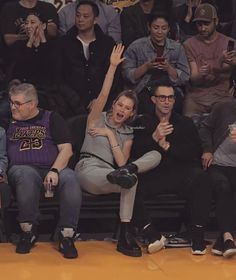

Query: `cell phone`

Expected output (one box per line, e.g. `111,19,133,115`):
155,57,165,63
227,40,235,52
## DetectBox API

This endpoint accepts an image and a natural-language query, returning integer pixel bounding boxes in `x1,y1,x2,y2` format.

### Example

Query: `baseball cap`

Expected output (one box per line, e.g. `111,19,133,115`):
193,4,217,23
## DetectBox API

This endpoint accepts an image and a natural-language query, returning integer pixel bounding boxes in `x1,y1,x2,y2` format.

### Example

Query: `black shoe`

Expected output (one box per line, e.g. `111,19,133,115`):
59,232,78,259
107,166,137,189
165,232,192,248
16,230,38,254
117,222,142,257
142,224,166,254
211,235,224,256
223,239,236,258
191,226,206,255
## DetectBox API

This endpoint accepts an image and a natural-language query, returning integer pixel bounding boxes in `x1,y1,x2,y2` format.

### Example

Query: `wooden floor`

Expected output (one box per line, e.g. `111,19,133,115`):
1,241,236,280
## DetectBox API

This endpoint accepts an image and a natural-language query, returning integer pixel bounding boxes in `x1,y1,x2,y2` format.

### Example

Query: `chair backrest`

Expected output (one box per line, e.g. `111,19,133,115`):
67,114,88,168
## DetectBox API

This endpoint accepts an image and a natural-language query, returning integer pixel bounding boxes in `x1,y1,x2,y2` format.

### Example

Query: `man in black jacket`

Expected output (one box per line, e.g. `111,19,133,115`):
132,79,212,255
109,78,212,255
59,0,121,113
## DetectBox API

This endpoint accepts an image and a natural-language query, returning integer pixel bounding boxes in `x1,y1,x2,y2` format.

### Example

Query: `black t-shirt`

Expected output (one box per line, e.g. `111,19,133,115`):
0,0,58,35
19,109,72,145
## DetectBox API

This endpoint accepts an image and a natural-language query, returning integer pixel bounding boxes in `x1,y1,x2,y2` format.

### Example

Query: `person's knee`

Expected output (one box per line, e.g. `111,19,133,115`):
59,168,81,195
8,165,39,183
213,179,231,195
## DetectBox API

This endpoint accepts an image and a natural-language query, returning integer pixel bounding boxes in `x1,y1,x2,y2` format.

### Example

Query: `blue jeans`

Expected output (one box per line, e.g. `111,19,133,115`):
8,165,82,230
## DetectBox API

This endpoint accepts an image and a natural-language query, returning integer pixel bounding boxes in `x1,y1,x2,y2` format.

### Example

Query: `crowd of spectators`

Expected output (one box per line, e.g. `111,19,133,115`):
1,0,236,260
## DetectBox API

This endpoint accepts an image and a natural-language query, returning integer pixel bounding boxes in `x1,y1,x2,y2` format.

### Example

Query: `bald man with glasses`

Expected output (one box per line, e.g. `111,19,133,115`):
118,78,212,256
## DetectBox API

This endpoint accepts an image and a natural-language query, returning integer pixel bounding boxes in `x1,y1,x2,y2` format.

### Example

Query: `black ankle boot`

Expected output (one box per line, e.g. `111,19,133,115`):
107,164,138,189
117,222,142,257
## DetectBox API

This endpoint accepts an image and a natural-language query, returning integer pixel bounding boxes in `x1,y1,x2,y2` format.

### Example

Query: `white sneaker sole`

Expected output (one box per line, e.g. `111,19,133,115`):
191,248,206,255
211,248,223,256
147,235,166,254
223,248,236,258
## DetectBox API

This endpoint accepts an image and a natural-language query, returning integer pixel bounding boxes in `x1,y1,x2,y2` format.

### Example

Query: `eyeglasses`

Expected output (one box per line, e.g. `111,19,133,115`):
154,95,175,102
9,99,32,108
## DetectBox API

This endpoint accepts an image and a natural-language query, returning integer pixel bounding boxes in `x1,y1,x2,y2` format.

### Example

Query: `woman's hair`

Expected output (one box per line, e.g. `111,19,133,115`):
112,89,138,124
147,11,171,26
26,12,47,23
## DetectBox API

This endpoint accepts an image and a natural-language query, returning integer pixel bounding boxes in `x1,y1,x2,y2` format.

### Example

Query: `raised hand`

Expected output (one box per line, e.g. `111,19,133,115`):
222,49,236,65
110,43,125,67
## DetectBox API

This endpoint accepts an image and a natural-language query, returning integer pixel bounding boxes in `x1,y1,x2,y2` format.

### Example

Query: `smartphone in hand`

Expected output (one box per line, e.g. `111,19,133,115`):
155,57,165,63
227,40,235,52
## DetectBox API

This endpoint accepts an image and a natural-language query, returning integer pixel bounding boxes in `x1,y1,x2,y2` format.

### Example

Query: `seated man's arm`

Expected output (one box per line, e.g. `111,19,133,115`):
44,112,73,187
198,111,218,170
107,7,121,43
188,60,215,86
58,6,69,35
47,21,58,38
43,3,59,38
44,142,73,187
131,116,162,159
172,44,190,85
120,8,136,47
3,34,28,46
184,41,215,85
0,127,8,182
51,142,73,172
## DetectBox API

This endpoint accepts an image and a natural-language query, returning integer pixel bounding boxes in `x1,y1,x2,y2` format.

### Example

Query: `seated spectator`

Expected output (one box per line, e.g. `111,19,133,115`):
183,3,236,118
58,0,121,113
7,13,58,86
122,12,190,114
58,0,121,43
7,83,81,259
116,78,211,255
0,0,58,47
199,99,236,258
179,0,217,40
0,126,11,210
121,0,178,48
75,45,161,257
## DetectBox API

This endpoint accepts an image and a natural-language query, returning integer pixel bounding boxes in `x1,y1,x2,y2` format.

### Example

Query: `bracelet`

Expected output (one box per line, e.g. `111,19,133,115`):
111,144,120,149
50,168,59,175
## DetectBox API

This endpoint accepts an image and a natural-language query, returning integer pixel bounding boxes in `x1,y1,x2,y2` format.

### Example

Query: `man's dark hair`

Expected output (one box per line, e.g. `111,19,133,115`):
76,0,99,17
149,77,174,96
147,11,171,26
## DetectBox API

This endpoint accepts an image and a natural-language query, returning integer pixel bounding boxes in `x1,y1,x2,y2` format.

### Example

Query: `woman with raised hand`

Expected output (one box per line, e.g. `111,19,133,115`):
75,44,161,257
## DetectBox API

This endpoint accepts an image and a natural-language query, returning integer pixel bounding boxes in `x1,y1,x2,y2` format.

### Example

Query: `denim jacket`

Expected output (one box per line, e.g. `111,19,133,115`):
122,36,190,93
0,126,7,175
